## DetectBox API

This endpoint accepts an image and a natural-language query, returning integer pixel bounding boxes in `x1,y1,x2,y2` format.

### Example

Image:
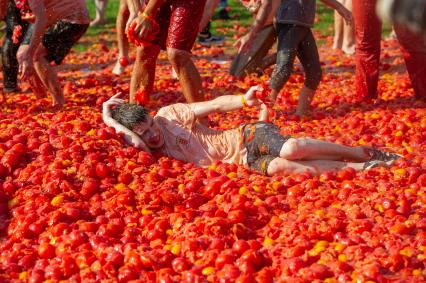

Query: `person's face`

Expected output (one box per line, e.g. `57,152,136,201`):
132,116,164,149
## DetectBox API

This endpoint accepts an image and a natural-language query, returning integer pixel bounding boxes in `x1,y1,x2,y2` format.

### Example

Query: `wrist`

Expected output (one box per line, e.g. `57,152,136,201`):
138,11,159,26
241,94,249,107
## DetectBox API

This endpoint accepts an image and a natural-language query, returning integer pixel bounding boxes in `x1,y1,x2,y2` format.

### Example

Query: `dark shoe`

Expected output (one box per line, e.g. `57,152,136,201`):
199,34,225,46
365,147,402,162
219,8,230,20
363,160,385,170
3,87,18,93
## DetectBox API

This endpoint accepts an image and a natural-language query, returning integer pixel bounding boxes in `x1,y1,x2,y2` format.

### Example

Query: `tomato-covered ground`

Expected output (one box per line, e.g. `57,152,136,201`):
0,23,425,282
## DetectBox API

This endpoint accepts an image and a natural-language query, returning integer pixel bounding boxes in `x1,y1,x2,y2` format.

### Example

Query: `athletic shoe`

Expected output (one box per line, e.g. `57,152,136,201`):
363,160,385,170
364,147,402,162
3,87,18,93
199,34,225,46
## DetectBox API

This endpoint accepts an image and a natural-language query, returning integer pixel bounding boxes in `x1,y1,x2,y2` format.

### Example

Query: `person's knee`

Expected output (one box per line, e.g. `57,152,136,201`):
280,138,308,159
167,48,190,69
136,46,159,63
267,158,292,176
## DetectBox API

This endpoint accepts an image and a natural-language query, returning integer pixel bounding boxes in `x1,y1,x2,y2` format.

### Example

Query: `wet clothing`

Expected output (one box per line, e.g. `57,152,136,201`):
269,23,322,91
243,122,291,175
2,0,29,90
28,0,90,26
154,104,293,175
23,21,88,65
275,0,316,28
154,104,247,168
353,0,426,100
142,0,207,51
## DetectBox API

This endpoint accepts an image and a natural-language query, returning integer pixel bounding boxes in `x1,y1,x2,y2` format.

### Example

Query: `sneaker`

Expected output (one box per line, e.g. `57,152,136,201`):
3,86,18,93
364,147,402,162
219,8,231,20
199,34,225,46
363,160,385,170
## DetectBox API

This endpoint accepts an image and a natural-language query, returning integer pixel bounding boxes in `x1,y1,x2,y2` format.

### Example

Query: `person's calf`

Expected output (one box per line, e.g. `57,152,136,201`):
33,56,64,107
295,85,315,117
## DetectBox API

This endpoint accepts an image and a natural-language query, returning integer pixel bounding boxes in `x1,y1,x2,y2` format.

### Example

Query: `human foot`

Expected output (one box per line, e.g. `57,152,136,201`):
52,93,65,108
112,61,126,75
363,147,402,163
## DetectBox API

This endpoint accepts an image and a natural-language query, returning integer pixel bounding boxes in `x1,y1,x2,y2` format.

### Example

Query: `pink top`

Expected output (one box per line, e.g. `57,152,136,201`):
29,0,90,25
155,104,248,168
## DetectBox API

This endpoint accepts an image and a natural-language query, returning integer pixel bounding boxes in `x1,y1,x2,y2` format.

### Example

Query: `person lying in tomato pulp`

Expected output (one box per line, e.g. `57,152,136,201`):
102,87,401,176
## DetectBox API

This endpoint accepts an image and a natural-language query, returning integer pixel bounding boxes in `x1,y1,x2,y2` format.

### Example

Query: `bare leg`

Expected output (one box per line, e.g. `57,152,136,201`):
112,0,130,75
33,47,64,107
267,157,366,176
295,85,315,117
91,0,109,26
333,9,343,50
341,0,355,54
129,45,160,102
279,137,370,161
28,73,47,98
167,48,204,102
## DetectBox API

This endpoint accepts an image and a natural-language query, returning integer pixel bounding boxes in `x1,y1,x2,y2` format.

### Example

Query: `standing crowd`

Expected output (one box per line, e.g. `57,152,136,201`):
0,0,424,175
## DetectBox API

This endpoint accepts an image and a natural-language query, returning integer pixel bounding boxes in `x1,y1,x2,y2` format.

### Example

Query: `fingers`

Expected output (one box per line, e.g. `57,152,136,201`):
247,85,262,94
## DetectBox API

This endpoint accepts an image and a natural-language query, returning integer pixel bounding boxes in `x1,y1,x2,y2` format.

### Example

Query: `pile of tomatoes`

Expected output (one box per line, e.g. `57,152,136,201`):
0,30,424,282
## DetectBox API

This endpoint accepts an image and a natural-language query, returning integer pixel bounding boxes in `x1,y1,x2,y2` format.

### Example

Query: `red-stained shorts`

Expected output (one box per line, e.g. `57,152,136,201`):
143,0,206,52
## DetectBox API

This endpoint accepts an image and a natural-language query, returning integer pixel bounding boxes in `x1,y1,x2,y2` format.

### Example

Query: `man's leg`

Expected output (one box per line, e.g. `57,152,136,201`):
333,8,344,50
279,137,370,161
129,45,160,103
167,48,203,103
267,157,366,176
33,45,64,106
91,0,109,26
295,29,322,116
165,0,207,103
352,0,382,100
394,24,426,100
112,0,130,75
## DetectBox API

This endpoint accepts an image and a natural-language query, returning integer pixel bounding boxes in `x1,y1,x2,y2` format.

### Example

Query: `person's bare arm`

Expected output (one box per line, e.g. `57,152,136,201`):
0,0,8,19
130,0,165,40
125,0,140,31
235,0,272,53
102,95,151,153
320,0,353,25
26,0,48,58
199,0,220,31
190,86,263,118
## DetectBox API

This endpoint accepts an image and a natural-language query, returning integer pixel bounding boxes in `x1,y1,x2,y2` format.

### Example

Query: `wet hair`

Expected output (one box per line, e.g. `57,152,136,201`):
111,103,149,130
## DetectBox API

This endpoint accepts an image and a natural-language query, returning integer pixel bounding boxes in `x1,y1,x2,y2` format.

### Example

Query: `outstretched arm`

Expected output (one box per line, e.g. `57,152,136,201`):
235,0,272,53
190,86,263,118
320,0,353,25
102,95,151,153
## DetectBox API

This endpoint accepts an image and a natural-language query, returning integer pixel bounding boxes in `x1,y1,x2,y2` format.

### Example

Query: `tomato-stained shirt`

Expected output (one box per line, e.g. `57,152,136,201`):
154,103,248,168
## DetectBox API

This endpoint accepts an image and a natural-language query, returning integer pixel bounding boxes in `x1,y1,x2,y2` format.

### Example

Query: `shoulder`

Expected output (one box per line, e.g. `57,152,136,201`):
155,103,195,126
